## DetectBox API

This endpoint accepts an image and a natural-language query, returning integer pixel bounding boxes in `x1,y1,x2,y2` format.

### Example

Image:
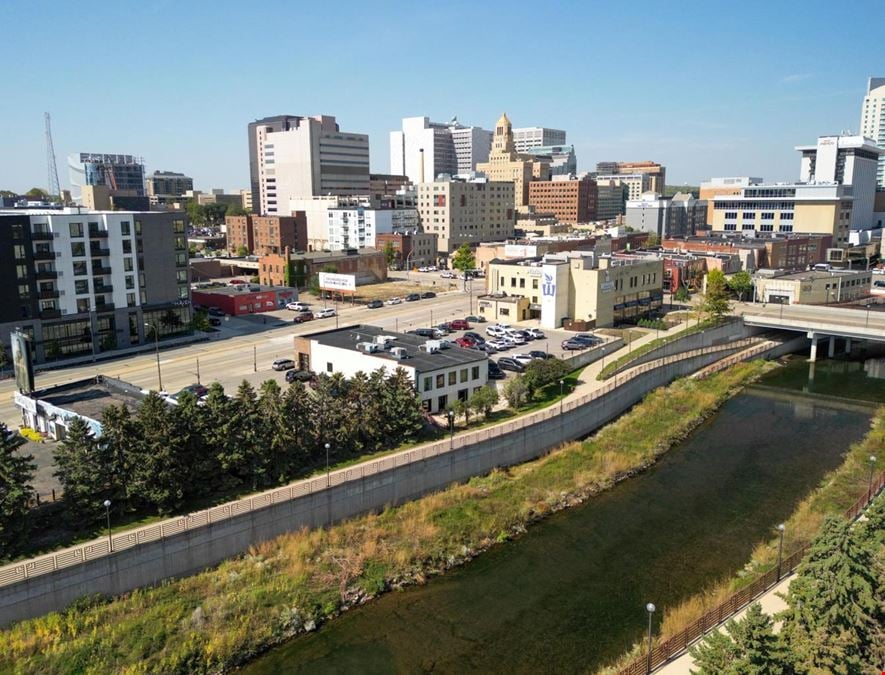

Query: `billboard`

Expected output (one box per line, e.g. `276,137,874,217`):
11,330,34,395
318,272,356,292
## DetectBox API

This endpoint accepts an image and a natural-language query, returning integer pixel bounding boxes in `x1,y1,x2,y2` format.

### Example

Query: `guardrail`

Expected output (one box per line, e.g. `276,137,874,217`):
617,471,885,675
0,338,760,590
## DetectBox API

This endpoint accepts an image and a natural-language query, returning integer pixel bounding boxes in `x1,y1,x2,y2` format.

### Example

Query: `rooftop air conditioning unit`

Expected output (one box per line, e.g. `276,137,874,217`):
420,340,442,354
374,334,396,347
356,342,380,353
390,347,407,359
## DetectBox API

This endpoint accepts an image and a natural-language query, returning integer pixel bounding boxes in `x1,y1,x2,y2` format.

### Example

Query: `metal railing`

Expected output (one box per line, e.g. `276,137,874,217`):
617,472,885,675
0,338,761,589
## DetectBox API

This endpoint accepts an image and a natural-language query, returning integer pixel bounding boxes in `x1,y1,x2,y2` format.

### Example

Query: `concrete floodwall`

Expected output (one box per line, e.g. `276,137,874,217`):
561,338,625,370
0,343,751,627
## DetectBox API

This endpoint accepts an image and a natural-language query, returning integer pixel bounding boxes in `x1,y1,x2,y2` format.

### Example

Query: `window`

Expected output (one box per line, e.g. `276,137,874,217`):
424,376,433,392
326,362,333,373
173,219,185,234
69,222,83,237
75,280,89,294
724,223,737,231
760,224,774,232
71,242,86,257
532,279,538,289
460,368,468,383
16,265,27,279
519,278,525,288
436,373,445,388
135,220,142,235
448,371,457,386
73,261,87,275
127,293,136,308
472,365,480,380
176,270,188,282
121,221,131,236
124,257,133,272
122,240,132,254
18,284,30,299
761,212,774,220
13,245,25,259
125,276,134,289
76,298,90,313
178,286,189,299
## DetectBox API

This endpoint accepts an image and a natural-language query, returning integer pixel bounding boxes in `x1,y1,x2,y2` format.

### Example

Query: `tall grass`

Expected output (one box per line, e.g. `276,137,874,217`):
0,361,771,675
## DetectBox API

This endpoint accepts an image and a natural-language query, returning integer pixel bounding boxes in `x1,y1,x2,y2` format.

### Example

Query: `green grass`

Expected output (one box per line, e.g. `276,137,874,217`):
0,361,772,675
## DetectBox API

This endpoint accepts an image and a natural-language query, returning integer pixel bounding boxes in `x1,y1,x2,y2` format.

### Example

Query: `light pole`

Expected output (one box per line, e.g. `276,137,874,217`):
869,455,877,499
645,602,656,674
253,344,257,372
447,409,455,449
559,379,565,415
144,322,162,391
103,499,112,552
600,346,606,370
325,442,331,487
776,523,785,581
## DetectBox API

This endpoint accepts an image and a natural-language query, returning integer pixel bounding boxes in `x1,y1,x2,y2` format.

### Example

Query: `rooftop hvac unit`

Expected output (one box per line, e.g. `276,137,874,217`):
420,340,442,354
374,334,397,347
390,346,407,359
356,342,380,353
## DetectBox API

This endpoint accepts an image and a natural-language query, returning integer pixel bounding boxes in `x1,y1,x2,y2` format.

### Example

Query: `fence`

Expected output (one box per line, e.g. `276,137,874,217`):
0,338,761,592
617,471,885,675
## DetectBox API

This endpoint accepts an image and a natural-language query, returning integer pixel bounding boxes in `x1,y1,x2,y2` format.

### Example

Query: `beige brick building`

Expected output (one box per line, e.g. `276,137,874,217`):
476,113,549,207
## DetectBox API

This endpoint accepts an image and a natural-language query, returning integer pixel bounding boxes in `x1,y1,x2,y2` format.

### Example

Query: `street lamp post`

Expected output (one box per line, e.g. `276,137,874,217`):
103,499,113,552
325,442,331,487
869,455,877,499
447,409,455,450
144,322,162,391
253,344,257,372
776,523,786,581
559,379,565,415
645,602,656,674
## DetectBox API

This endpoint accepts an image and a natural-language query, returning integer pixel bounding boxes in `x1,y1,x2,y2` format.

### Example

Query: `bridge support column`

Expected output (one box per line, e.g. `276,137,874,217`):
828,336,836,358
809,334,819,363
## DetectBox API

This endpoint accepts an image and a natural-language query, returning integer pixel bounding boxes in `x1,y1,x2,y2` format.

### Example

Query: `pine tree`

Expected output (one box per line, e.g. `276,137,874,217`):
690,603,790,674
129,392,184,513
201,382,237,491
282,380,313,475
53,417,107,519
99,403,137,509
229,381,262,488
0,422,35,558
170,390,213,499
382,368,423,444
258,379,292,485
779,515,878,673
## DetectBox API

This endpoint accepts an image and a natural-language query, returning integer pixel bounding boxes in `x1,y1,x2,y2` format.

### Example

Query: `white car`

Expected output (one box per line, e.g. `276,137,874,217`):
486,324,508,337
386,297,403,305
440,271,455,279
486,339,510,351
525,328,545,339
286,302,309,312
512,353,535,366
504,334,527,346
315,308,336,319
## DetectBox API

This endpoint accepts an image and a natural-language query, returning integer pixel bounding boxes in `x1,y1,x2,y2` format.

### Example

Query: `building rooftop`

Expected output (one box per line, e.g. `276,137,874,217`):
756,268,870,281
37,376,147,422
287,248,381,261
306,324,487,372
191,283,288,296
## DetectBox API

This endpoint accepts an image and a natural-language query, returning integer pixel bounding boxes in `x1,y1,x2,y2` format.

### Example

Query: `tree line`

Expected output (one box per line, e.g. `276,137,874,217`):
1,368,425,559
690,505,883,673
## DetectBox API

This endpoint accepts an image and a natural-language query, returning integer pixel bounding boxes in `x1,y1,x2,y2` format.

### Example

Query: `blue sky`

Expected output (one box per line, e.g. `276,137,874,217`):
1,0,882,193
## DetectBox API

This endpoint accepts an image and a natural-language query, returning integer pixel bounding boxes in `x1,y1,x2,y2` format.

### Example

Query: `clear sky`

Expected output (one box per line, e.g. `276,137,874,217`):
1,0,882,194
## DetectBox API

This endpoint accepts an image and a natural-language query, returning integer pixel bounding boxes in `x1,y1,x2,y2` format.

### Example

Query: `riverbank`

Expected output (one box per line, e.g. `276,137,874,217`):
0,361,772,674
602,401,885,674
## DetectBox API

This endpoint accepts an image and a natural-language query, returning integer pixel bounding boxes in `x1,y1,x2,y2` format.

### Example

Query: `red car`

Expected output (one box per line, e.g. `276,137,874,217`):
450,319,470,330
455,336,475,348
293,312,314,324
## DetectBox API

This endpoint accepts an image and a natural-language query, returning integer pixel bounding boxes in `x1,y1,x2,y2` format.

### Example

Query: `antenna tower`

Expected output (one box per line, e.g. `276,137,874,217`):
44,112,61,198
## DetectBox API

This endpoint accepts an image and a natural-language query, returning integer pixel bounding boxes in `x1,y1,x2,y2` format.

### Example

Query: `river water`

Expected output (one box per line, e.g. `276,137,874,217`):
243,359,881,674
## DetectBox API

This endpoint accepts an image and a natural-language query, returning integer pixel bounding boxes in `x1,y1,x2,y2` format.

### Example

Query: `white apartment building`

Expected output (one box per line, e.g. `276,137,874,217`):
390,116,491,184
796,134,882,230
415,178,516,253
326,206,420,251
594,173,651,201
258,115,369,215
860,77,885,190
511,127,567,152
294,325,489,413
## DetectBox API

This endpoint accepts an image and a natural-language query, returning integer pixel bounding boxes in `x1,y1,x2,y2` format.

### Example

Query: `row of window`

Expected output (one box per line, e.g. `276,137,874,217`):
423,365,482,392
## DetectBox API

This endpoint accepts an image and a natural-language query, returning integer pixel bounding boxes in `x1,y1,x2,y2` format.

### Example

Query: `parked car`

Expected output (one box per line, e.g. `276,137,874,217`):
366,299,383,309
486,324,508,337
529,350,552,360
433,323,452,334
412,327,437,338
229,279,246,285
440,271,455,279
572,332,601,344
486,339,510,351
285,369,315,383
421,291,436,299
512,354,535,366
496,357,526,373
465,315,487,323
504,333,527,346
386,297,403,305
293,311,314,323
525,328,545,339
272,358,296,371
286,301,309,311
405,293,421,302
207,307,225,317
477,342,498,354
455,336,475,348
463,331,485,344
561,339,589,351
450,319,470,330
315,308,336,318
177,383,208,399
209,317,222,326
487,361,506,379
437,339,452,349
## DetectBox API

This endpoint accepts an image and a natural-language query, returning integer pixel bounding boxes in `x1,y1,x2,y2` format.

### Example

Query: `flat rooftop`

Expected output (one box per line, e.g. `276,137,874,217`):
307,324,487,372
37,376,146,421
191,284,289,296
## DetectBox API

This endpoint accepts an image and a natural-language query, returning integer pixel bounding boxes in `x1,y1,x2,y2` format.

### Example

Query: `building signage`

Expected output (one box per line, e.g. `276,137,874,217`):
318,272,356,292
11,330,34,394
600,281,615,292
541,273,556,297
504,244,538,259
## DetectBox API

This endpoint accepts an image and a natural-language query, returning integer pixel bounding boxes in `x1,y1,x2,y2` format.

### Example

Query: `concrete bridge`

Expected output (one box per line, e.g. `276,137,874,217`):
740,302,885,361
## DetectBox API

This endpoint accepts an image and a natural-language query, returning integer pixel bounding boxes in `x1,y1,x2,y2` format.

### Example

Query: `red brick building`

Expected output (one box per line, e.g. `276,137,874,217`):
192,285,297,315
224,214,308,255
259,248,388,288
528,176,598,223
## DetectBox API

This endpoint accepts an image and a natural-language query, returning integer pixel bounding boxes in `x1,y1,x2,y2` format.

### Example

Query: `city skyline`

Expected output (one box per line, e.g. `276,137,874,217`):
1,0,883,193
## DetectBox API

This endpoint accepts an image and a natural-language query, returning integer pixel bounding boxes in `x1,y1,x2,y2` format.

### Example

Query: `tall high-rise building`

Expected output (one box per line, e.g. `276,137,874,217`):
68,153,146,197
476,113,549,208
511,127,566,152
390,116,491,183
146,171,194,204
247,115,301,214
257,115,369,215
860,77,885,191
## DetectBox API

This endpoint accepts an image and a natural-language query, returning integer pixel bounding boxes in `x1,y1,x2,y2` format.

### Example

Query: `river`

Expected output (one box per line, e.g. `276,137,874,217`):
243,358,881,674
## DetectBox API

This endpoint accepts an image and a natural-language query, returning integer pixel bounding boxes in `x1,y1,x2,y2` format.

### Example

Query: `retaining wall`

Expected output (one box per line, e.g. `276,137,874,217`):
0,343,751,627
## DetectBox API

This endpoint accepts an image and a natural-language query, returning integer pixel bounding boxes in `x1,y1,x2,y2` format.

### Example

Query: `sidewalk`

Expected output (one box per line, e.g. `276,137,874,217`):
656,575,793,673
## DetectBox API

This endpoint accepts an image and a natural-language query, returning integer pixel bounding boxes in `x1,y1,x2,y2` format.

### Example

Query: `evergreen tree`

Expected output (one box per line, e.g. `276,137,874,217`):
310,372,353,463
170,390,213,499
201,382,237,490
99,403,138,509
382,368,423,444
53,417,108,519
129,392,184,513
257,379,292,485
0,422,34,558
690,603,790,674
282,380,313,476
779,515,878,673
345,371,375,453
228,381,263,488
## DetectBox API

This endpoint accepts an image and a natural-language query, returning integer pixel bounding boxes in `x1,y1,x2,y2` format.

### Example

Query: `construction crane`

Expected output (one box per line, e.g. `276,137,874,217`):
44,112,61,200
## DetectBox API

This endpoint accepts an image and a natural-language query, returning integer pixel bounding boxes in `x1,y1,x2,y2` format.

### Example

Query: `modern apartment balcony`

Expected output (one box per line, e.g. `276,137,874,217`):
34,269,58,280
88,228,109,238
39,309,61,319
38,289,59,300
32,250,56,261
91,265,112,276
90,247,111,257
30,231,54,241
94,284,114,294
95,303,116,313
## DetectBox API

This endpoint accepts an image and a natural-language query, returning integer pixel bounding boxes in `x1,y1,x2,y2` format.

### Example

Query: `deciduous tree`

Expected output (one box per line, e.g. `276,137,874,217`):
727,270,753,302
503,376,529,409
702,269,731,321
468,385,499,419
